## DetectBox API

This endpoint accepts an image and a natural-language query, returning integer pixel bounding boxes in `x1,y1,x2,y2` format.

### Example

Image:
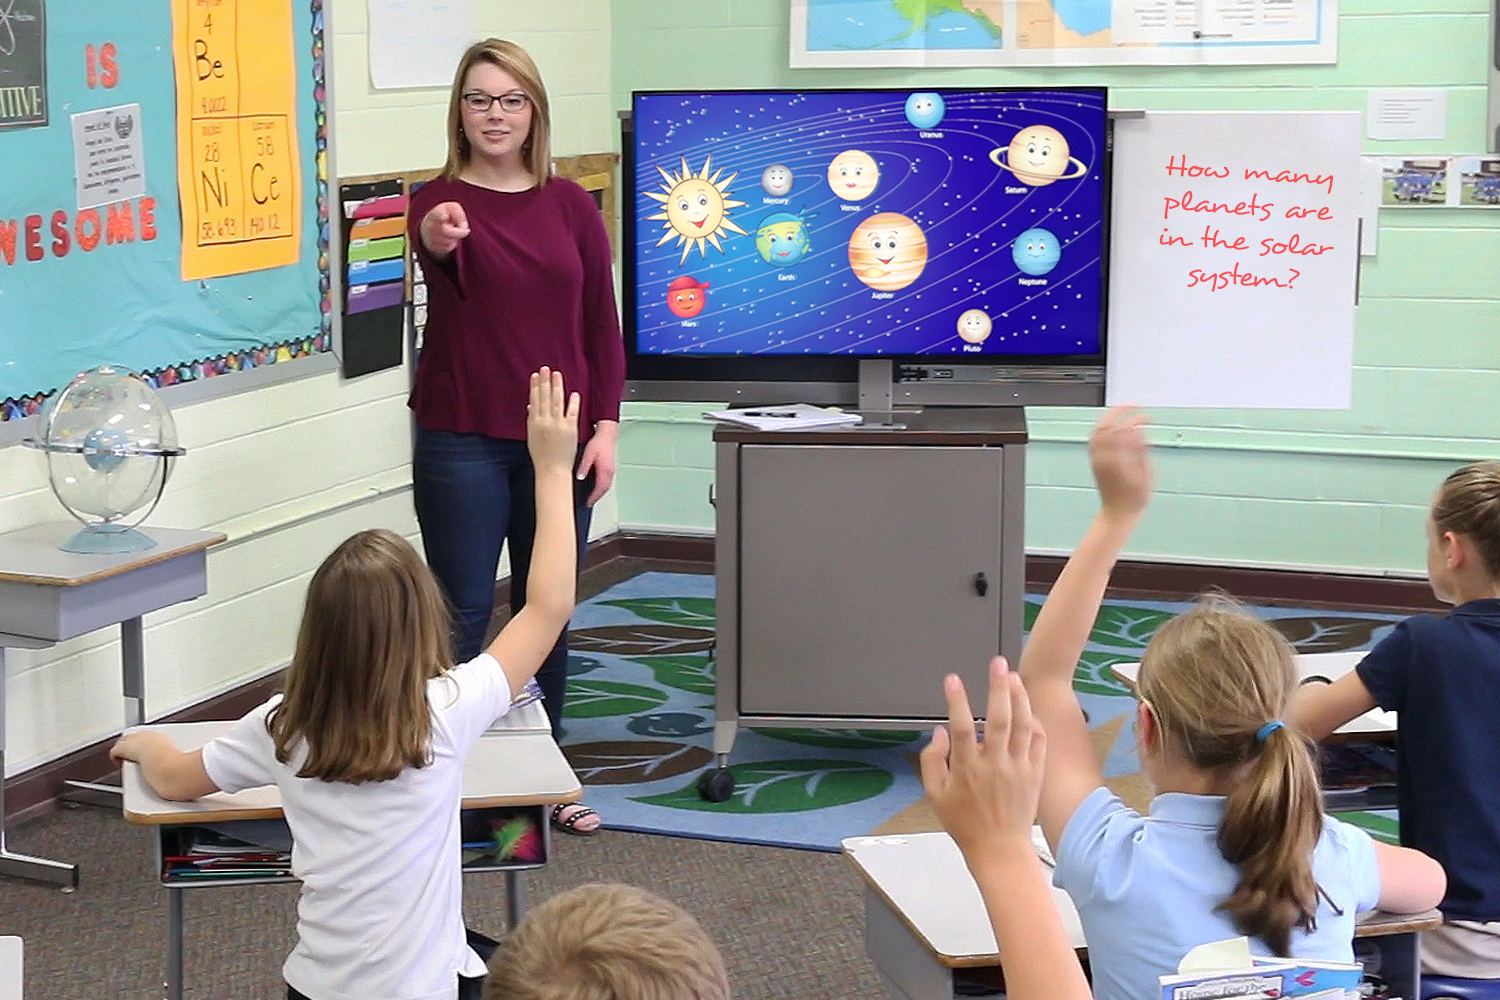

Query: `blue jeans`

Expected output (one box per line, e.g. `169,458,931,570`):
412,428,592,739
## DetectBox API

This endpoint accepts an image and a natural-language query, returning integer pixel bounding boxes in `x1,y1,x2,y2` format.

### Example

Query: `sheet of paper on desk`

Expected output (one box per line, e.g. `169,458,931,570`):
485,687,551,734
702,403,863,431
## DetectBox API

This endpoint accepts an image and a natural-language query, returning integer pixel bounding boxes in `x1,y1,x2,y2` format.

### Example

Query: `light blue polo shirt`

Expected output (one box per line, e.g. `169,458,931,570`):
1054,787,1382,1000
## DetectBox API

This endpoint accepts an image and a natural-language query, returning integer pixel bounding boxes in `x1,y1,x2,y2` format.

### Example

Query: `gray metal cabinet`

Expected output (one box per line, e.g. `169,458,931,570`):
707,409,1028,777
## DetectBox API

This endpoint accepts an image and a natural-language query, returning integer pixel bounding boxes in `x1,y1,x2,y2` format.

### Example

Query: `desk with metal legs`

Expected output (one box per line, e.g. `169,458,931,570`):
843,831,1441,1000
0,522,224,889
122,712,582,1000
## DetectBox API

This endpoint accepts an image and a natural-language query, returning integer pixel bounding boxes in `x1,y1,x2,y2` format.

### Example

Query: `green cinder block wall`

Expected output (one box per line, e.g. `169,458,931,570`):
608,1,1499,577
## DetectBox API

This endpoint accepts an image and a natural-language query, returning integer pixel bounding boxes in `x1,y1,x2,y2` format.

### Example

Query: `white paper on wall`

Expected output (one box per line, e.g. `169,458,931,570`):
367,0,475,90
1106,111,1361,409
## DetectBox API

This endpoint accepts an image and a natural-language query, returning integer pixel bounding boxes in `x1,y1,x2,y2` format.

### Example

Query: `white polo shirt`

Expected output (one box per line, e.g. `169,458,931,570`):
1054,787,1382,1000
202,653,513,1000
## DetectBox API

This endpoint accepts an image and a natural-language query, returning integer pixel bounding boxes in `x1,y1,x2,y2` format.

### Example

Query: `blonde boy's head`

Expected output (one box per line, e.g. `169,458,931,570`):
482,883,731,1000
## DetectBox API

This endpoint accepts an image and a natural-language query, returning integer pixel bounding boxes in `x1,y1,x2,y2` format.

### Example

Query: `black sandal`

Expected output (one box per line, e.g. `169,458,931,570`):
550,803,601,836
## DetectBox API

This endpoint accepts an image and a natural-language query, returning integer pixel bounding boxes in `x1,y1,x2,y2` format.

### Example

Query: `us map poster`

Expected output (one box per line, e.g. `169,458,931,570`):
791,0,1339,68
0,0,47,130
172,0,302,279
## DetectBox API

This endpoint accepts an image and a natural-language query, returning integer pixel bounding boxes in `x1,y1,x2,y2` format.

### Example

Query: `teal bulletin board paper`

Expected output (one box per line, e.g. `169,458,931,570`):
0,0,331,419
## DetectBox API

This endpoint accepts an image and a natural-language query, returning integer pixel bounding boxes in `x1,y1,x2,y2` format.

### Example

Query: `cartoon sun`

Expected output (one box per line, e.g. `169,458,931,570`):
644,156,749,265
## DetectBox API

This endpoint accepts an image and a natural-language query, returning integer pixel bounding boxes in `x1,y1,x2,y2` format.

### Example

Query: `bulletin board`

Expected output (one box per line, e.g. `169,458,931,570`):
0,0,331,423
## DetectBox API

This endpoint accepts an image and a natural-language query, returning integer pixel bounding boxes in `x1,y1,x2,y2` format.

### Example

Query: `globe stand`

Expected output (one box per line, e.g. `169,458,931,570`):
22,364,186,556
59,523,158,555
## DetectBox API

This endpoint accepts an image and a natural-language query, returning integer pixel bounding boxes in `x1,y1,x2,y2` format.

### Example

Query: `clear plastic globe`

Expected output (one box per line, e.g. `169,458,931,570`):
26,365,186,552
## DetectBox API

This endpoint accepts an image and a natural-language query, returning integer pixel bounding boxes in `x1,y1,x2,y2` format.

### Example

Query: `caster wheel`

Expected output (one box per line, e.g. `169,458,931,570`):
696,767,735,803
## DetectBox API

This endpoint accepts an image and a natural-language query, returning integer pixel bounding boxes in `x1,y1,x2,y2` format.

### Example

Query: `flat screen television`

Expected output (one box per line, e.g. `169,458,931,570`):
620,87,1111,407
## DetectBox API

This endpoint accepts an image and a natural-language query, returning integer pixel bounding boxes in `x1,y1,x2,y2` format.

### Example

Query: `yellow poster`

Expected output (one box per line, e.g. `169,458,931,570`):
173,0,301,280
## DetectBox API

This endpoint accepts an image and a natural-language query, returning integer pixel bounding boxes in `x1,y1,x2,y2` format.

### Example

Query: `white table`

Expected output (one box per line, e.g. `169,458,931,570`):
0,522,224,890
1111,650,1397,740
843,830,1438,1000
122,709,581,1000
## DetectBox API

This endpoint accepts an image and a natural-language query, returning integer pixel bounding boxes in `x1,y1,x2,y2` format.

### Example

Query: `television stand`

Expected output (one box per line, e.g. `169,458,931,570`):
699,407,1027,802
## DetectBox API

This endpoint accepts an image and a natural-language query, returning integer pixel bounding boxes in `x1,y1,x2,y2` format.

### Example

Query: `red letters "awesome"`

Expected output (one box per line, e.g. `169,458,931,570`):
0,198,157,265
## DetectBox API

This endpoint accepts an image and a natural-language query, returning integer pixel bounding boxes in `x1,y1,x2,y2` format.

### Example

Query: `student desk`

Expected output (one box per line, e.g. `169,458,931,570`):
1111,649,1397,741
0,522,224,890
843,831,1440,1000
122,712,582,1000
0,935,19,1000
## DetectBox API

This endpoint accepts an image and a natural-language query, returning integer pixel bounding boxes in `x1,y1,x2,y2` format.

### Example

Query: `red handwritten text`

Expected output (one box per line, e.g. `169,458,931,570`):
1163,189,1275,223
1186,262,1301,292
1244,168,1334,194
1284,204,1333,220
1258,234,1334,257
1201,226,1248,250
1164,155,1230,179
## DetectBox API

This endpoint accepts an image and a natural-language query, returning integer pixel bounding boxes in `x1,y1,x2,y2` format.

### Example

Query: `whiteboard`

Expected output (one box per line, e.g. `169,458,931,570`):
1106,111,1362,409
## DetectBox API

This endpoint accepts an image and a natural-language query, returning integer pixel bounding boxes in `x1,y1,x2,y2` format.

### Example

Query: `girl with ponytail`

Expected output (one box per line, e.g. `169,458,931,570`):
1295,461,1500,981
1019,408,1445,1000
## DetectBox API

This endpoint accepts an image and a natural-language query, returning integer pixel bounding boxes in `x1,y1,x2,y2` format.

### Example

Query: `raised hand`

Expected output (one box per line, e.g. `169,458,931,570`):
920,656,1048,863
1088,406,1152,521
527,367,580,476
420,200,471,258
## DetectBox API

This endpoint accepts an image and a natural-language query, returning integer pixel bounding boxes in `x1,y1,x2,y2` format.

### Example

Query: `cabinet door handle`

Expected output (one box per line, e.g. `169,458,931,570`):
973,572,989,597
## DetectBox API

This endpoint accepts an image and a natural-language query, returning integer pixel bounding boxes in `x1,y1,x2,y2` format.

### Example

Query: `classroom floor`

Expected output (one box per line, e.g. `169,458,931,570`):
2,559,1416,998
1,803,884,999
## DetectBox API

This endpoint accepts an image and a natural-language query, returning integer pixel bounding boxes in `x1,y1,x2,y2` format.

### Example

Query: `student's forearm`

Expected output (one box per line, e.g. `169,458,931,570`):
525,468,577,622
126,737,215,801
1020,512,1138,686
970,845,1091,1000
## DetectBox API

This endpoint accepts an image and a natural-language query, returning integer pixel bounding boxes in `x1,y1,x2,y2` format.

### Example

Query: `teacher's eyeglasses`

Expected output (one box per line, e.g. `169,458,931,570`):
462,91,530,115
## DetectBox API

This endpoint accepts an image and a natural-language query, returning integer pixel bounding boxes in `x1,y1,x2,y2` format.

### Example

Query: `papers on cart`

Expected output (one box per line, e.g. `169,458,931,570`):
702,403,863,431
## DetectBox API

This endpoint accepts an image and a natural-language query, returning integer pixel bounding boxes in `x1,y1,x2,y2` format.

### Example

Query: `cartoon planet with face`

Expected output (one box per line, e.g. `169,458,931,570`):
848,213,927,291
1012,228,1061,276
990,125,1088,187
666,275,710,318
761,163,794,197
755,210,813,267
957,309,992,344
827,150,880,201
904,92,946,130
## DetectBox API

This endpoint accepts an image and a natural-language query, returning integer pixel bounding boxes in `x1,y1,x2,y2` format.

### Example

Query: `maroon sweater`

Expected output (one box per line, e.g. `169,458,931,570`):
408,176,625,442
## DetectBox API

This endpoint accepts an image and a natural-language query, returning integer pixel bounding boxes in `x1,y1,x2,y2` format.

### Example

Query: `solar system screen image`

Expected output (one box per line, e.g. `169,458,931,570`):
626,88,1109,361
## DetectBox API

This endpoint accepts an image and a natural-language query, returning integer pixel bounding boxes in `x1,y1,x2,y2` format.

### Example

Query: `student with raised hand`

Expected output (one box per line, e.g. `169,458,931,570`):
919,656,1094,1000
1294,461,1500,982
1018,407,1445,1000
482,882,731,1000
110,368,580,1000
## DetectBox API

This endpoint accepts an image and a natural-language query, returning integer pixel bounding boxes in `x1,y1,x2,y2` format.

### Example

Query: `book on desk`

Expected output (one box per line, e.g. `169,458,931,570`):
1161,956,1364,1000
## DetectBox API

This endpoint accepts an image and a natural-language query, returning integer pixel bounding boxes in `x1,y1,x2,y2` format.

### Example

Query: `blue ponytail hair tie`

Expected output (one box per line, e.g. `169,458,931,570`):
1255,720,1285,743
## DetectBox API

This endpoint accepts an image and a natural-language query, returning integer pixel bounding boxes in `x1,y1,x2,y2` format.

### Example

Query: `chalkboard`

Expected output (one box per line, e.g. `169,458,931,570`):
1106,111,1362,409
0,0,331,423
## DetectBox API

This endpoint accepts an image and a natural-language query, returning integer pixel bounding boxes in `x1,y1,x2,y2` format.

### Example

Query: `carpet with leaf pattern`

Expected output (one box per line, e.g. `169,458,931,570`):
559,571,1407,852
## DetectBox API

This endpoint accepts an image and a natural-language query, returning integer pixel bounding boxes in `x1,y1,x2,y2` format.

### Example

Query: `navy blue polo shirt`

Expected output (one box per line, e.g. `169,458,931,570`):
1357,598,1500,921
